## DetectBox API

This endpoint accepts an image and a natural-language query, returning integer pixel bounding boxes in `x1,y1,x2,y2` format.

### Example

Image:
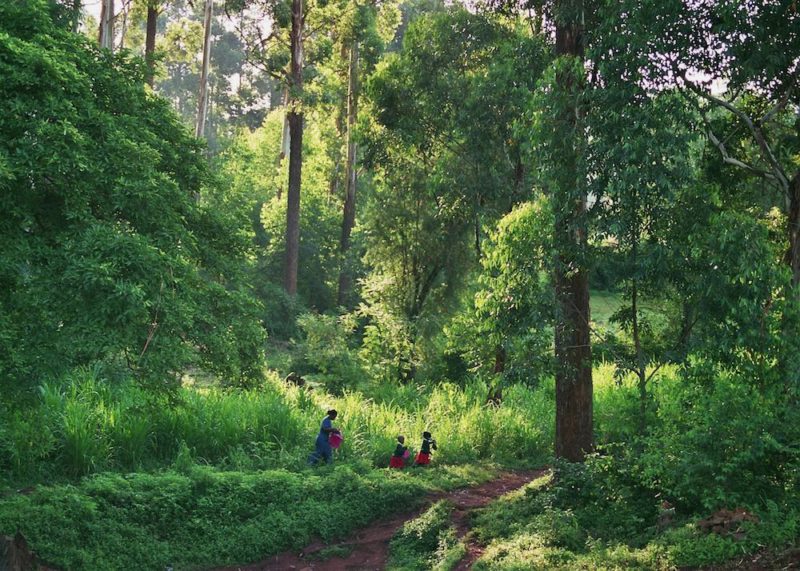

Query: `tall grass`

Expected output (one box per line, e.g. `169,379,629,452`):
4,362,682,485
0,366,557,484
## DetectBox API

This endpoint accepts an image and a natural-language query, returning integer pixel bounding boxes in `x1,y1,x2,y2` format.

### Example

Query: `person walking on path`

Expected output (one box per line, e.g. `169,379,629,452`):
308,409,340,465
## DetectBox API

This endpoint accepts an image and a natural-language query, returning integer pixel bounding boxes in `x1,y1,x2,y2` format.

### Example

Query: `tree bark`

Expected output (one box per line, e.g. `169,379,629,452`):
145,4,158,86
72,0,82,33
98,0,114,50
283,0,304,296
631,270,647,435
553,0,593,463
789,172,800,293
337,42,360,307
486,345,506,405
195,0,213,138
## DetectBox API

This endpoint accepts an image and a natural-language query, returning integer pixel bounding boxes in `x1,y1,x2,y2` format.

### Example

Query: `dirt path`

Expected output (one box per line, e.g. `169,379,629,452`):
212,469,546,571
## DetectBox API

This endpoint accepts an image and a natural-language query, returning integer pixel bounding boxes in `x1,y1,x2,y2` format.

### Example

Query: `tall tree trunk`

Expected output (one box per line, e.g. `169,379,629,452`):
98,0,114,50
789,172,800,293
118,0,129,50
145,4,158,86
274,88,290,201
783,171,800,394
283,0,304,296
279,87,291,160
553,0,593,463
72,0,81,33
195,0,213,138
337,42,360,307
631,264,647,435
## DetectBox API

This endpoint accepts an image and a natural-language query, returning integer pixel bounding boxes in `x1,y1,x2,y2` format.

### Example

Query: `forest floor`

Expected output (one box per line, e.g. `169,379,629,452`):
211,469,546,571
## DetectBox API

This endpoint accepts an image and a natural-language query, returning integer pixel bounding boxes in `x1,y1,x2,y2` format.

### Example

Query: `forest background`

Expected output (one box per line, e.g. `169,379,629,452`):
0,0,799,569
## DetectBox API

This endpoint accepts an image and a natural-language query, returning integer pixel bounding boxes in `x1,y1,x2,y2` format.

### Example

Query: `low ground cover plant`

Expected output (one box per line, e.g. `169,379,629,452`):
0,464,494,570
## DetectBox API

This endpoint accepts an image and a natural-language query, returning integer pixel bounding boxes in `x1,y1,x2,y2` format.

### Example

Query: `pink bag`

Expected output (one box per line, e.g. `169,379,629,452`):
329,431,343,449
402,448,410,460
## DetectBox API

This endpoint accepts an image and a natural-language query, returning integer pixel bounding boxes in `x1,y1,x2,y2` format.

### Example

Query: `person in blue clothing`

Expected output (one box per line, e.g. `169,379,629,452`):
308,409,340,466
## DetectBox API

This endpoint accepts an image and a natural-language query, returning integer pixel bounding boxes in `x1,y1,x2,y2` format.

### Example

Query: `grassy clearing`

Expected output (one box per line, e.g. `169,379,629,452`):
590,289,669,333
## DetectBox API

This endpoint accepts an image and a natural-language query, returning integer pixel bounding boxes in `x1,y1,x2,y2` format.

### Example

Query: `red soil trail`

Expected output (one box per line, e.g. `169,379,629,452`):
213,469,546,571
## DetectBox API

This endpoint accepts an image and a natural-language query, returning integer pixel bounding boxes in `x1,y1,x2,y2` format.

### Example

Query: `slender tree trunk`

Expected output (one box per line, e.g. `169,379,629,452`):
631,266,647,435
553,0,593,463
783,172,800,395
72,0,81,33
487,345,506,404
274,88,290,201
337,42,360,307
195,0,213,138
789,172,800,293
98,0,114,50
283,0,304,296
145,4,158,86
280,87,290,161
118,1,129,50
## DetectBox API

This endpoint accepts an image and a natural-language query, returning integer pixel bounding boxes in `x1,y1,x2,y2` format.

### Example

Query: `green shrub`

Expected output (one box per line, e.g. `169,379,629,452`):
388,500,459,570
640,366,800,510
297,312,367,394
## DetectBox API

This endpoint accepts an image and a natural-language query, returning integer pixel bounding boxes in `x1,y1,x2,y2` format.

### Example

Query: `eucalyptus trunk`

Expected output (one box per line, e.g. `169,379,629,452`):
195,0,213,138
553,0,593,463
72,0,81,33
98,0,114,50
145,4,158,86
337,42,360,307
283,0,304,296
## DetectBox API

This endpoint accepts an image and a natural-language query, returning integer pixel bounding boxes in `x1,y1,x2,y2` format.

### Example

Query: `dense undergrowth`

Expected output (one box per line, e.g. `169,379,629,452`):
469,464,800,570
0,366,552,486
0,463,494,570
1,363,799,570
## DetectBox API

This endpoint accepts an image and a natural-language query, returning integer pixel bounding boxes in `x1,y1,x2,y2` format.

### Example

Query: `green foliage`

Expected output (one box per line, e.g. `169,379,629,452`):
470,457,799,570
360,9,551,380
392,500,453,554
449,200,555,386
0,366,553,483
0,0,264,391
0,464,484,570
223,107,345,328
388,500,461,570
640,366,800,511
296,312,366,393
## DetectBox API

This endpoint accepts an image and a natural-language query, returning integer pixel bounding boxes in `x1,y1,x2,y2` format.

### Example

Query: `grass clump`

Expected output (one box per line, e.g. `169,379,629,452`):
388,500,465,570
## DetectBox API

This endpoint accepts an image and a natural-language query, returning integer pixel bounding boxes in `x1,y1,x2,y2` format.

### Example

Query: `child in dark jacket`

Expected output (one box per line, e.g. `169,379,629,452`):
389,435,408,468
414,431,437,466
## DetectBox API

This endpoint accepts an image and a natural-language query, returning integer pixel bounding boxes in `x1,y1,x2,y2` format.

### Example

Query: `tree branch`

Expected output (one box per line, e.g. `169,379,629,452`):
682,75,791,192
